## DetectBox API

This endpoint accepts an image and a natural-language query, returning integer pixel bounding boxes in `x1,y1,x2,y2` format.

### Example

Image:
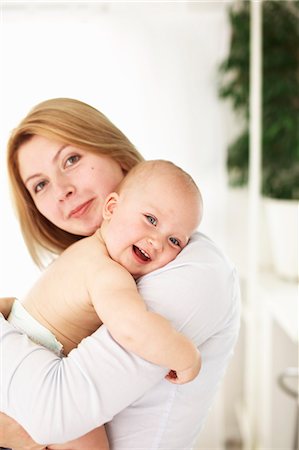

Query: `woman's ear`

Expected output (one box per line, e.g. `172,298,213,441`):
102,192,119,220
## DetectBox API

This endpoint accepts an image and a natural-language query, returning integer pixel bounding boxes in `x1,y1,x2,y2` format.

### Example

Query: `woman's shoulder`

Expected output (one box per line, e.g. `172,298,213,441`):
137,231,238,297
152,231,235,274
136,232,240,342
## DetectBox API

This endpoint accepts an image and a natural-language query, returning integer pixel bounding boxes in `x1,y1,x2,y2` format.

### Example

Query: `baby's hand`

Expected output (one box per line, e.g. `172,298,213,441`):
0,297,14,318
165,349,201,384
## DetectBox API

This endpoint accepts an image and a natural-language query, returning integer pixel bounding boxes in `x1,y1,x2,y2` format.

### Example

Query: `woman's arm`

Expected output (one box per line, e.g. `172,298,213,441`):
0,412,45,450
1,316,167,445
88,263,201,384
1,233,241,447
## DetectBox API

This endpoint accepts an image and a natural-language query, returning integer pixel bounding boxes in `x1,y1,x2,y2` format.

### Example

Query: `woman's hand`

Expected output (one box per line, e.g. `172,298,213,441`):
0,413,46,450
0,297,14,318
165,349,202,384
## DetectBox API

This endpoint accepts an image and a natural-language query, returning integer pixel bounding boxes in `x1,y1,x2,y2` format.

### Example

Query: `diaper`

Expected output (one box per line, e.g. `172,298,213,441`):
8,299,63,356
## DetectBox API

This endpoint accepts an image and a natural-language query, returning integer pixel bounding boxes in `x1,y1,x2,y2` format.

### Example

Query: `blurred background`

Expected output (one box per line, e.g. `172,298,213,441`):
0,1,298,449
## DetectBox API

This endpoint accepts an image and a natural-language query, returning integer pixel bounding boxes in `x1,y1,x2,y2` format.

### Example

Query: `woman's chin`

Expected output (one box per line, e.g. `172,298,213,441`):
64,223,101,237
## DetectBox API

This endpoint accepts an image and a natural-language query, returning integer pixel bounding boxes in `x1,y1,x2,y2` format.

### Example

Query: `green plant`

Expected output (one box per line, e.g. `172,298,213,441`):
218,0,299,200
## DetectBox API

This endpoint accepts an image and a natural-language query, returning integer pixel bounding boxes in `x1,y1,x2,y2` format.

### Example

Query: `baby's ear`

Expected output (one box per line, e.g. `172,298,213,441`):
102,192,119,220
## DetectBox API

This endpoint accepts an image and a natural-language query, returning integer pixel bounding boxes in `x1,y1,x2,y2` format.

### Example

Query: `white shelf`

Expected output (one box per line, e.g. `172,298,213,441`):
240,270,298,449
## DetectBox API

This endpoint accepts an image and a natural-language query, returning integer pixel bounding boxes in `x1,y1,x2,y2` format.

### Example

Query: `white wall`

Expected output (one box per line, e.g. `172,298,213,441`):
0,2,232,298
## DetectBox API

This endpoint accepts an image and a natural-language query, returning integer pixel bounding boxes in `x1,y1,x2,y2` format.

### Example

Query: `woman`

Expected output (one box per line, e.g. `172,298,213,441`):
0,98,240,449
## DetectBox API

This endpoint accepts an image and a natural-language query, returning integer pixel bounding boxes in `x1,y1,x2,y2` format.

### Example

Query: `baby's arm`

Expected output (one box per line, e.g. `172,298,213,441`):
87,263,201,384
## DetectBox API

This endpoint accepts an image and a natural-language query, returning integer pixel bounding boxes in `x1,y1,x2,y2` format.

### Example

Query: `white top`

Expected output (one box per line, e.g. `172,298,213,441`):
1,232,241,449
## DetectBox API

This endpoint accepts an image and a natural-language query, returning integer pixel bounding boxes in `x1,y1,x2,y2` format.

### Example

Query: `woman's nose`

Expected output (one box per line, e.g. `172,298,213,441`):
57,186,75,201
54,178,75,201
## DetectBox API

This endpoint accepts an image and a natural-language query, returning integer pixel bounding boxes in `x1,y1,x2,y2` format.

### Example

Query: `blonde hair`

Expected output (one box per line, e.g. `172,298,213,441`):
7,98,144,267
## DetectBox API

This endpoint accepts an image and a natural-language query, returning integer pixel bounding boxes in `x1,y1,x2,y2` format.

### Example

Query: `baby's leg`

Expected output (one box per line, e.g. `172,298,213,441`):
47,425,109,450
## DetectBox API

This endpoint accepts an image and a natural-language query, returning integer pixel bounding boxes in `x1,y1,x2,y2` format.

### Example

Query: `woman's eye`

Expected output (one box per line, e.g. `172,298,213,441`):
34,180,47,193
145,215,157,226
169,237,181,247
65,155,80,168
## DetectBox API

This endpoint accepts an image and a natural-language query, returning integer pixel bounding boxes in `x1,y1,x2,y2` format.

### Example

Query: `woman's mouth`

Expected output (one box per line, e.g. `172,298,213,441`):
132,245,151,263
69,199,94,219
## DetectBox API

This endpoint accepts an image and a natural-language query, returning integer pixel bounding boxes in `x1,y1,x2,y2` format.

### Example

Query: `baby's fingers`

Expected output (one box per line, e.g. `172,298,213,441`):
165,370,190,385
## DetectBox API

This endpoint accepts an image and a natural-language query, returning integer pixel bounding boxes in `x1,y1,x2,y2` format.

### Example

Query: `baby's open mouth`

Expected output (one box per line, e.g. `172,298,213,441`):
133,245,151,262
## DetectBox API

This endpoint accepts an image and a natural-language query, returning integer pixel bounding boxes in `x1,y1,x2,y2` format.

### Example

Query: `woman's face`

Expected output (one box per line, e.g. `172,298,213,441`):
18,135,125,236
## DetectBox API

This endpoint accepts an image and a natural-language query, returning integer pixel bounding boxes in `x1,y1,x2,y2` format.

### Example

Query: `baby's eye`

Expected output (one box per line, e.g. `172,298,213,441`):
34,180,47,193
65,155,80,168
145,215,157,226
169,237,181,247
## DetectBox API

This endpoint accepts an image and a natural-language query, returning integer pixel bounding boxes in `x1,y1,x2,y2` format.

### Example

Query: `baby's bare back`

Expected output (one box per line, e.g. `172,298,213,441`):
23,233,106,354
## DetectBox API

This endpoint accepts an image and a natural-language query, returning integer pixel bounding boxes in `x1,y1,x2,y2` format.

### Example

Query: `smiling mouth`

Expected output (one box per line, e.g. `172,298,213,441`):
133,245,151,263
69,199,94,218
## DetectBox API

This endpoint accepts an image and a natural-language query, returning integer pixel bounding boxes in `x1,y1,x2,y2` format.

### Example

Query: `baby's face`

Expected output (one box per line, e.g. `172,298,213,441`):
103,176,201,278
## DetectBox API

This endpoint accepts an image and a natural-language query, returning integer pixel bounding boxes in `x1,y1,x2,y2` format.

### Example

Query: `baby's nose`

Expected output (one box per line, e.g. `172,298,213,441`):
148,237,163,252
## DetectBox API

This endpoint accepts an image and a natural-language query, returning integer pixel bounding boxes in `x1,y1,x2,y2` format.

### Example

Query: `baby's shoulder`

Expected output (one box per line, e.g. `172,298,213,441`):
65,234,106,260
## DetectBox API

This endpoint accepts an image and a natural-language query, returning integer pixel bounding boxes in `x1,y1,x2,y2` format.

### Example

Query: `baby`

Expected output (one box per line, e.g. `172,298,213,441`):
7,159,203,450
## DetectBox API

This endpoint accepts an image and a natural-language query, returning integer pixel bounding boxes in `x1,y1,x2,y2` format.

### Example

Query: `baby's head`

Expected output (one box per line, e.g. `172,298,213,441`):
102,160,203,278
